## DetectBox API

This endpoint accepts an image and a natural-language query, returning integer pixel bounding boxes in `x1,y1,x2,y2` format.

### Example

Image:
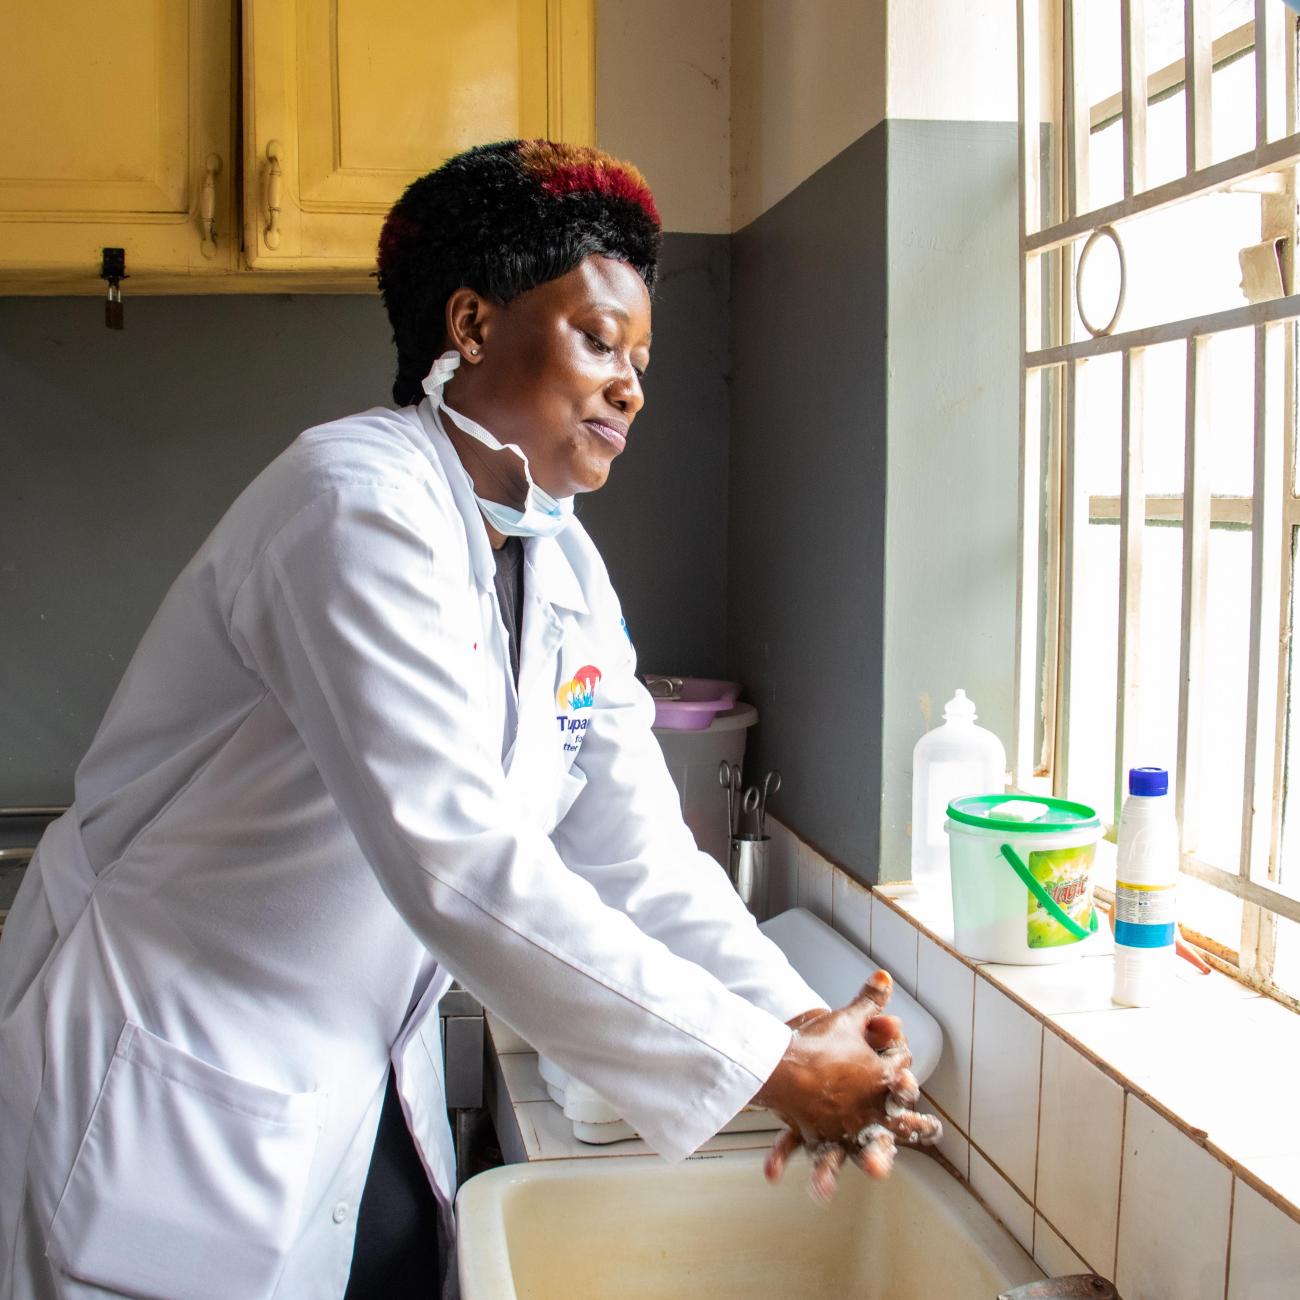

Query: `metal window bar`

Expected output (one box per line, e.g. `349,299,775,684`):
1040,367,1065,782
1016,365,1045,790
1115,349,1146,825
1182,854,1300,926
1120,0,1147,197
1026,130,1300,255
1257,0,1287,148
1028,291,1300,369
1064,0,1089,220
1185,0,1213,174
1016,0,1051,789
1054,358,1086,799
1019,0,1300,1001
1175,336,1212,858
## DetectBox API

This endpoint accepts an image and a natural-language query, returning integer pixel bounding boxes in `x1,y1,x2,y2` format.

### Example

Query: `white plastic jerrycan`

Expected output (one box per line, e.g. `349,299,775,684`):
911,689,1007,890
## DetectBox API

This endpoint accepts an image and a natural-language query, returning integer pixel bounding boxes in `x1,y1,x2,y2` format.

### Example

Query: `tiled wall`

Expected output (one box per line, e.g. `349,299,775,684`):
764,818,1300,1299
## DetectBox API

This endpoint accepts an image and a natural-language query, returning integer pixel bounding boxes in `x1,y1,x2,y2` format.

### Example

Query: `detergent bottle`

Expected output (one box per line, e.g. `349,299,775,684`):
1112,766,1179,1006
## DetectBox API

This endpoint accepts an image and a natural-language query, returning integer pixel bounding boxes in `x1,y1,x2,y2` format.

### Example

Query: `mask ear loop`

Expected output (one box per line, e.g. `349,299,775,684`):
419,350,573,520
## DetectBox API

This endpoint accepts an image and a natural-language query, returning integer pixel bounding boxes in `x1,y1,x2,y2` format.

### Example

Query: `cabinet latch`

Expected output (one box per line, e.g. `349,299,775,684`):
100,247,127,330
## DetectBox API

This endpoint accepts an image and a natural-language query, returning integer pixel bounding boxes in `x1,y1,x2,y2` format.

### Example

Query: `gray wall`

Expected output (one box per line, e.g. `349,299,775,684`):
727,121,1019,884
728,127,889,876
577,234,731,680
0,234,730,804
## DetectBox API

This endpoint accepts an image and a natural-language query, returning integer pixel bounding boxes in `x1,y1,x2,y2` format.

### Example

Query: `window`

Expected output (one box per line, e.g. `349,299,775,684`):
1016,0,1300,1005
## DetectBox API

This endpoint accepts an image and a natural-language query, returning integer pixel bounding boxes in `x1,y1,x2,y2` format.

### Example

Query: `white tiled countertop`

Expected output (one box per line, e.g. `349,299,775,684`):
484,1012,782,1165
872,879,1300,1214
759,814,1300,1294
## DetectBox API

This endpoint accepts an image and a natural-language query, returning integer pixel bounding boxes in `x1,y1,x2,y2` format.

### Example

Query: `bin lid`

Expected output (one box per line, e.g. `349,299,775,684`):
947,793,1100,833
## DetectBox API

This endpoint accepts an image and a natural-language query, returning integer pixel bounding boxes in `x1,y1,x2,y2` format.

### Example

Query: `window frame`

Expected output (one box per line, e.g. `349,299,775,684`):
1015,0,1300,1008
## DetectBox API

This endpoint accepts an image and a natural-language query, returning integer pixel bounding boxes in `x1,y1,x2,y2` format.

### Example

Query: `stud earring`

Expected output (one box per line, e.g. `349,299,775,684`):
469,346,479,356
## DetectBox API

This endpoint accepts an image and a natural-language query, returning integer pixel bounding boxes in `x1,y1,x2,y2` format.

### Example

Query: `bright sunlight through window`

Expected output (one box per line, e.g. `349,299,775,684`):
1017,0,1300,1006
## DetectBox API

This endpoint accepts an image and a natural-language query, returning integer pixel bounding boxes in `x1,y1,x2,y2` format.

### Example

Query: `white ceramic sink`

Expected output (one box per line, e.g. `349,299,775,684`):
457,1147,1044,1299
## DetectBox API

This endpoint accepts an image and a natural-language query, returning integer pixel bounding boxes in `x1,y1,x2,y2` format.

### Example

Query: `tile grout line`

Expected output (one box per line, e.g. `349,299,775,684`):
968,1133,1034,1213
1222,1175,1236,1300
1034,1204,1103,1278
1112,1089,1129,1284
962,951,976,1135
1034,1008,1045,1253
931,1055,1097,1277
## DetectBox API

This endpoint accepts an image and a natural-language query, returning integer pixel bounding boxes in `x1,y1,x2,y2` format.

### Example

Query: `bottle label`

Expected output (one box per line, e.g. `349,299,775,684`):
1113,881,1176,949
1026,844,1097,948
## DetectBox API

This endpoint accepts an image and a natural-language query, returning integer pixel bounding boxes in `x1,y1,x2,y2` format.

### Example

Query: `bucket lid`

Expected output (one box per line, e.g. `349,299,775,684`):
947,793,1100,833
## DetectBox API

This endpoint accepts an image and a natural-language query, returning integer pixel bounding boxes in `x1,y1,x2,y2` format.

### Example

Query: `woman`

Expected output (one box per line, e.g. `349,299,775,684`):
0,141,936,1300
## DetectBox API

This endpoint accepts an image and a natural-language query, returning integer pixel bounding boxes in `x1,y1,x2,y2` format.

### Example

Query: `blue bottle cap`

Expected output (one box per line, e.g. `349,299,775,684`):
1129,766,1169,796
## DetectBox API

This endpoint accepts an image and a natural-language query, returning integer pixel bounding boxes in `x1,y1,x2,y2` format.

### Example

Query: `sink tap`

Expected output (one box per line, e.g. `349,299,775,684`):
998,1277,1120,1300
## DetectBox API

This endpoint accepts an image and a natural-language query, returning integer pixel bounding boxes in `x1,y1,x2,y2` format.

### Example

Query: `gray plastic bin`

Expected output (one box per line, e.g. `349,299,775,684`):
653,704,758,868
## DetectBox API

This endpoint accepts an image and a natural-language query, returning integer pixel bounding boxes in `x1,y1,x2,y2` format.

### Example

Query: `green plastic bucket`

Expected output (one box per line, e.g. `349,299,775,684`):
946,794,1102,965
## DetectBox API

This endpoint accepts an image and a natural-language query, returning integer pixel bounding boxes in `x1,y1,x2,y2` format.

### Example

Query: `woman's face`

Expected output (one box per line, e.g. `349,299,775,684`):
446,254,652,501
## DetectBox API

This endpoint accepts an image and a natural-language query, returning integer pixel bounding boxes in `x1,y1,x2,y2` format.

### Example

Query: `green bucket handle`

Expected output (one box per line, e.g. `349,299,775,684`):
998,844,1098,942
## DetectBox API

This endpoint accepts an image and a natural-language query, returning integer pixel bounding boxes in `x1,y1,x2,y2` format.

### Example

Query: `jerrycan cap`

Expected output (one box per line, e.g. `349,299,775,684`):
947,793,1100,834
942,689,978,723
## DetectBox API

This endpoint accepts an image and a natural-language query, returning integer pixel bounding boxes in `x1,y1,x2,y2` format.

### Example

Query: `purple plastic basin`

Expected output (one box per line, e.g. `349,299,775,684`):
651,679,741,731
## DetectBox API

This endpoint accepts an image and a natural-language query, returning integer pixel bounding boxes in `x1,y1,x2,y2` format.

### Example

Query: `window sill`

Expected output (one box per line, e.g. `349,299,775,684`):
873,879,1300,1220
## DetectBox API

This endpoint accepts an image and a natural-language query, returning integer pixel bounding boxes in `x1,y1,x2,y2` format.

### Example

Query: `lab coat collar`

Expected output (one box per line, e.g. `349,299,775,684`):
524,537,588,616
415,401,499,596
414,402,588,617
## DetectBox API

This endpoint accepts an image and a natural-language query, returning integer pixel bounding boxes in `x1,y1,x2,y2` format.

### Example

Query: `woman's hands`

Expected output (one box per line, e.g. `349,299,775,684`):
753,970,942,1203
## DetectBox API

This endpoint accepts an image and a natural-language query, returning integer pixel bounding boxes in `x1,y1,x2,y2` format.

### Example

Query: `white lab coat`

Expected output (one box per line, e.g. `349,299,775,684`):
0,402,822,1300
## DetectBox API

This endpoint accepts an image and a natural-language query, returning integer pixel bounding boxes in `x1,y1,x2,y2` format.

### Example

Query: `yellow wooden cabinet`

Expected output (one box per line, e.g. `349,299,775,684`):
0,0,593,293
243,0,594,275
0,0,238,290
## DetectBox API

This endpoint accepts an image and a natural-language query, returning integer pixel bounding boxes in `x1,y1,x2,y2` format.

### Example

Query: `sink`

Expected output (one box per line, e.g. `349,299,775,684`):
457,1148,1044,1299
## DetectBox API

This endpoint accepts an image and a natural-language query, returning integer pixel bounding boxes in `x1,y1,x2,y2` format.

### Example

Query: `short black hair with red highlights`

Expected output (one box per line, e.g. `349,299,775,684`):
377,139,662,406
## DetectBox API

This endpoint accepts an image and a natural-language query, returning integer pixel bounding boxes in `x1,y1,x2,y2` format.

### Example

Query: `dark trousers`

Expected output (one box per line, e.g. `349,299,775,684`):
344,1071,443,1299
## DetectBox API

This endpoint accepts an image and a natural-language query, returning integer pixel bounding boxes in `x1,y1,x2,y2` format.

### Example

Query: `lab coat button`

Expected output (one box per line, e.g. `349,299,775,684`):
331,1202,349,1224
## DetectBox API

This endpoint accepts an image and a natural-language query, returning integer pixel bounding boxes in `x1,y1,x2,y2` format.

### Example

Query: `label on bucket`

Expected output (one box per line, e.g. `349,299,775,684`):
1026,844,1096,948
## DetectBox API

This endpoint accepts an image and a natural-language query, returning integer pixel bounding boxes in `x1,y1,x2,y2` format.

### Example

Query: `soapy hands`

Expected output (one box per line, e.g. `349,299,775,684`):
754,970,942,1203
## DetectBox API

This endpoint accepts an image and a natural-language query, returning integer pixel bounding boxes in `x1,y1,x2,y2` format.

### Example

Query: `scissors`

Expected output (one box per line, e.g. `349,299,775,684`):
757,770,781,837
740,785,760,834
718,761,742,839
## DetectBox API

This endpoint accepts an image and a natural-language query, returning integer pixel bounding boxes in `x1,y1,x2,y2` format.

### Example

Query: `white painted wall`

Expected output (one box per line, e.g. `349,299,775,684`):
597,0,1017,233
885,1,1019,123
595,0,731,234
730,0,886,231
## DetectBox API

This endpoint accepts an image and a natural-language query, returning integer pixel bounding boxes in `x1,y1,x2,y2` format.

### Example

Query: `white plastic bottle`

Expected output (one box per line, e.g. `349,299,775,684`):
1113,766,1179,1007
911,689,1007,889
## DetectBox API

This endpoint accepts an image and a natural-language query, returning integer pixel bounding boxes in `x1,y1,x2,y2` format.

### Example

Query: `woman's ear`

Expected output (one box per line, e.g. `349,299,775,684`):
444,287,489,363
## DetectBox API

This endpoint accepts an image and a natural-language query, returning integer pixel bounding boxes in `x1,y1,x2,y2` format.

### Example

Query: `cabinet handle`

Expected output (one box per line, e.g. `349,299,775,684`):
199,153,222,259
264,140,284,251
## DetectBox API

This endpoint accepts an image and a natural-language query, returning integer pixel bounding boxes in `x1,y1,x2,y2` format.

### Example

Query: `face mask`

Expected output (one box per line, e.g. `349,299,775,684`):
421,350,574,539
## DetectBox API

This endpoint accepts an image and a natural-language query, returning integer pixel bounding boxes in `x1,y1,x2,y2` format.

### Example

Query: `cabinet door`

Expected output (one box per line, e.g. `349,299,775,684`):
0,0,236,291
242,0,594,273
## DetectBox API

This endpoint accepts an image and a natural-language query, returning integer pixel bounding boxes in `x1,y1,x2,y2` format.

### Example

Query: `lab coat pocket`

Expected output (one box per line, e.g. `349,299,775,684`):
548,765,588,833
46,1021,324,1300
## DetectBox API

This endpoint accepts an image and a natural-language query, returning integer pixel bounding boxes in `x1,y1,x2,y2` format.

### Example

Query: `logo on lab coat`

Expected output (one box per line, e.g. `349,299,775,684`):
556,664,600,754
556,664,601,711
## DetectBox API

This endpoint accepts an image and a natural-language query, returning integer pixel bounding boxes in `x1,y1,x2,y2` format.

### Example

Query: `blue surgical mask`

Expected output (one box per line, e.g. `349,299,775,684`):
421,351,574,539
